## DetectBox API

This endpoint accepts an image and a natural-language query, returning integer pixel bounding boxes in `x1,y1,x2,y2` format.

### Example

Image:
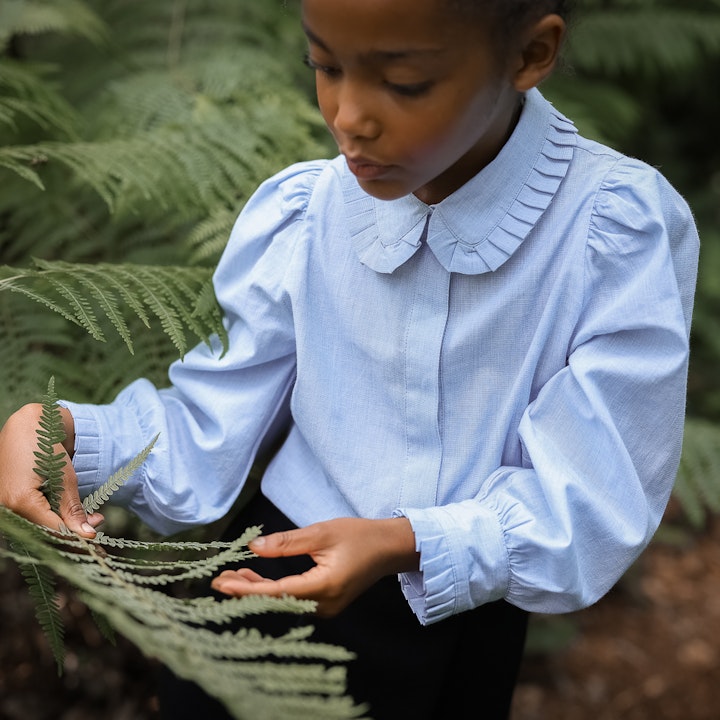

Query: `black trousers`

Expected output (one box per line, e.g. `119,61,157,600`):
158,493,528,720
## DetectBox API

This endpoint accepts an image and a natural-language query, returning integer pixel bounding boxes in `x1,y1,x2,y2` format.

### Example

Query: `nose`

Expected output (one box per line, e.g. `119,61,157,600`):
329,79,381,141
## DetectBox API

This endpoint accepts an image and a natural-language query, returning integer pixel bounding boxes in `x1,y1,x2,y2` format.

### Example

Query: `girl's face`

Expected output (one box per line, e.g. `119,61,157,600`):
302,0,524,205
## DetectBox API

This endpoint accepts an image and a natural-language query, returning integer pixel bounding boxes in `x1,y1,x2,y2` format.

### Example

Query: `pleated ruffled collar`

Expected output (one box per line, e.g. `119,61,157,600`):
341,88,578,275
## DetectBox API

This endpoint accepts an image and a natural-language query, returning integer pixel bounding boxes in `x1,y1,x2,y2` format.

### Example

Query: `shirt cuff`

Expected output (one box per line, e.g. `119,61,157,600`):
58,400,103,501
393,502,510,625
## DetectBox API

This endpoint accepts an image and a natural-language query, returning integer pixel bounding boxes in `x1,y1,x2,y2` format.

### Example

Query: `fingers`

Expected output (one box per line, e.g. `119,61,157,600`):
211,567,323,601
0,403,95,537
15,486,69,534
22,462,94,536
59,496,97,537
86,512,105,529
247,526,318,558
213,567,269,586
211,568,278,596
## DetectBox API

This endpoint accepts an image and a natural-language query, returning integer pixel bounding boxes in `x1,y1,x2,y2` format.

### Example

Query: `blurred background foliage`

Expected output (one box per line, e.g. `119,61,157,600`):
0,0,719,559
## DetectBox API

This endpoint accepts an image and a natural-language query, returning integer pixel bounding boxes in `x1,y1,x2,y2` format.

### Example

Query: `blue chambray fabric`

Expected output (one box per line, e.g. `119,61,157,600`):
65,89,699,624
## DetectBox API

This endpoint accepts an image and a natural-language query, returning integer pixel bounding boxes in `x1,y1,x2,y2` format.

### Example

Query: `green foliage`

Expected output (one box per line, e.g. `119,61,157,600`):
17,373,142,676
0,376,363,717
0,0,108,54
672,418,720,529
0,509,364,719
0,0,331,419
10,536,66,675
0,259,226,356
33,376,66,513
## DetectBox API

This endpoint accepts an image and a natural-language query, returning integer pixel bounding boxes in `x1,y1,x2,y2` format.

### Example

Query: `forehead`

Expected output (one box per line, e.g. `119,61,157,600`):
301,0,484,51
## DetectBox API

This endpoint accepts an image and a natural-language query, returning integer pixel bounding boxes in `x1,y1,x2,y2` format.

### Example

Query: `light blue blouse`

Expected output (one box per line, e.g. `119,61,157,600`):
66,89,699,625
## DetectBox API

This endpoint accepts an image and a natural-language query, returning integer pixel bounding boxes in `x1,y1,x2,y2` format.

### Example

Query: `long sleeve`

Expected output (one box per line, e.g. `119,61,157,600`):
66,161,325,536
59,93,700,626
397,157,699,623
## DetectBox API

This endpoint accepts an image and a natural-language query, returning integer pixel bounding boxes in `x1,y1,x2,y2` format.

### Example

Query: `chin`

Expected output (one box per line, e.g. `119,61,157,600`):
355,177,413,202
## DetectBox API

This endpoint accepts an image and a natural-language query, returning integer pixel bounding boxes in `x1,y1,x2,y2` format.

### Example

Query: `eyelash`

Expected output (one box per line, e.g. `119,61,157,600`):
303,54,340,78
302,53,432,98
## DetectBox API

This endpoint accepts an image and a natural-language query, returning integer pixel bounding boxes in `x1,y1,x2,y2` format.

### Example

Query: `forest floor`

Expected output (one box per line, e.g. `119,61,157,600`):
2,502,719,720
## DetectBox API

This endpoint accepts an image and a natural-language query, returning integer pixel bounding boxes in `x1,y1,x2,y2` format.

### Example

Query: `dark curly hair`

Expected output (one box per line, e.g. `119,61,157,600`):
449,0,573,40
445,0,573,65
450,0,572,21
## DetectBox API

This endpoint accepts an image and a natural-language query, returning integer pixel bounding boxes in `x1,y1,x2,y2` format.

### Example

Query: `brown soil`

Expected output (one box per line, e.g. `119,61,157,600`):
2,505,719,720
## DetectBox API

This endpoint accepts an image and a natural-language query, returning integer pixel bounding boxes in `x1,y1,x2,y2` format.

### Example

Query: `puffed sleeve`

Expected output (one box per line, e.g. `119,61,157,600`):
65,161,326,536
398,158,699,623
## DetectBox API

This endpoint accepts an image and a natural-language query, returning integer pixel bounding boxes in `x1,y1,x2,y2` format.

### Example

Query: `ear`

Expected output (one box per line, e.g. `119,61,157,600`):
512,14,566,92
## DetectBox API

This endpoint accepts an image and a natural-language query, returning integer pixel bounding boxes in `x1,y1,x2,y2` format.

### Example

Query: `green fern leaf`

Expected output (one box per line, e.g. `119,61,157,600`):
0,0,108,48
72,271,134,351
673,417,720,529
0,260,222,357
45,272,105,341
11,540,65,675
0,59,80,138
0,264,104,336
33,376,66,514
90,608,117,645
113,266,187,354
0,506,363,719
0,153,45,189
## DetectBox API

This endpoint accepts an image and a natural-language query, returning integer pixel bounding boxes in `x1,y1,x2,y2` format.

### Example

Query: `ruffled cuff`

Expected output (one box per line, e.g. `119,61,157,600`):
393,503,510,625
57,400,103,500
58,398,147,509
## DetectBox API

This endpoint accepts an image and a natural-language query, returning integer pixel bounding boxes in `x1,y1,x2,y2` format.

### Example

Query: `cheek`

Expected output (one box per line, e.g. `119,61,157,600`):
314,84,336,135
396,113,469,166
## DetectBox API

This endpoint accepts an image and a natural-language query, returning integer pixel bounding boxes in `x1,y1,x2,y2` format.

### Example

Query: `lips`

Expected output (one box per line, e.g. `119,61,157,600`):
345,155,392,181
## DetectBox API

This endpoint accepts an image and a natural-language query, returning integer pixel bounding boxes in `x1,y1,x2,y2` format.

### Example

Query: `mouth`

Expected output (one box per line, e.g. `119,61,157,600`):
345,155,393,181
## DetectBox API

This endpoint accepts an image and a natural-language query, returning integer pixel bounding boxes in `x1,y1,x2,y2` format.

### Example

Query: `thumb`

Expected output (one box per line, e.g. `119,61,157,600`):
57,464,96,537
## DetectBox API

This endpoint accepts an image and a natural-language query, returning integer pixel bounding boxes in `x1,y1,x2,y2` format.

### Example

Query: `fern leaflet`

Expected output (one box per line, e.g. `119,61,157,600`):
673,417,720,529
0,260,225,357
32,376,66,514
0,508,363,719
11,539,66,675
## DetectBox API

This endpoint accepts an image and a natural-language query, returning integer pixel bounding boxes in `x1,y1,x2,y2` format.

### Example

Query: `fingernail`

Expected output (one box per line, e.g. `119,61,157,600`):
250,536,265,548
81,522,96,534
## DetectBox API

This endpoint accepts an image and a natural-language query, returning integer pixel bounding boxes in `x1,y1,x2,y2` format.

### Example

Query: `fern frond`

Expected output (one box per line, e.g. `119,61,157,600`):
32,377,66,514
0,151,45,188
82,434,159,513
0,59,79,139
0,293,72,422
186,207,236,263
673,417,720,528
0,260,223,357
0,507,364,719
45,271,104,340
568,9,720,77
10,540,65,675
71,271,135,348
0,0,109,49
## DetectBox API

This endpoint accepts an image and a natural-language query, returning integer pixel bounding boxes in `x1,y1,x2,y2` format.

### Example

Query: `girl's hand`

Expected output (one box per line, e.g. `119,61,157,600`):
211,516,419,617
0,404,102,537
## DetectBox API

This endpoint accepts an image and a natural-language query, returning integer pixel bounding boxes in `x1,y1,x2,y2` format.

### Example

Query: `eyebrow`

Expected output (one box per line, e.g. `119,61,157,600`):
302,24,445,61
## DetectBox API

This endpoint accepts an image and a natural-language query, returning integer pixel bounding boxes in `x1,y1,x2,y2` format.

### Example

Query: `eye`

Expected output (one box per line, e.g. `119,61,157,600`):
303,53,341,79
386,80,433,98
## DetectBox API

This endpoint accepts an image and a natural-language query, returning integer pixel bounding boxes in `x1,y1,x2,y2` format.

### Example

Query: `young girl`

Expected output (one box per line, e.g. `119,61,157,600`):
0,0,699,718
